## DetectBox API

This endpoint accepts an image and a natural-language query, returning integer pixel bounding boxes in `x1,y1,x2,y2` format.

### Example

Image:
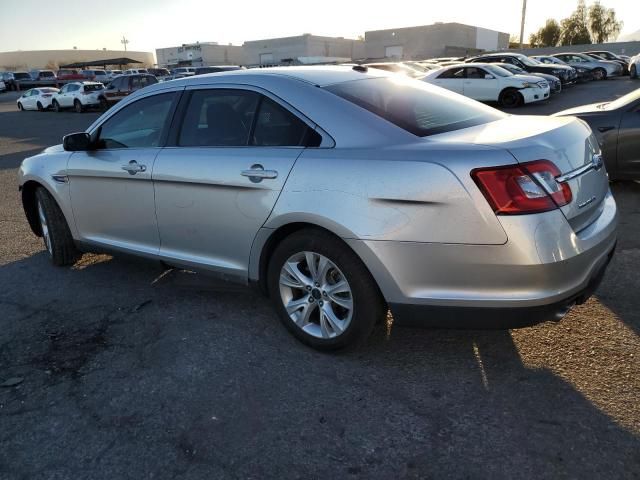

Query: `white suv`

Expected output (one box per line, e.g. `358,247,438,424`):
52,81,104,112
123,68,149,75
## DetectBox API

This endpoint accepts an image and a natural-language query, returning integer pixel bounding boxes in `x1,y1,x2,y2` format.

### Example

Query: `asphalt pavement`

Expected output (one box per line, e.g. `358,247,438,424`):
1,79,639,479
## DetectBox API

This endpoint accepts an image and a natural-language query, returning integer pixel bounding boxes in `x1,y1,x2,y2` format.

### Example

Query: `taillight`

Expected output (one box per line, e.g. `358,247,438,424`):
472,160,572,215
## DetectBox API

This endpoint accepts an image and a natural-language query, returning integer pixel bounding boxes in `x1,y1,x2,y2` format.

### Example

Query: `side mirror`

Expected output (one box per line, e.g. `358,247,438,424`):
485,74,494,79
63,132,91,151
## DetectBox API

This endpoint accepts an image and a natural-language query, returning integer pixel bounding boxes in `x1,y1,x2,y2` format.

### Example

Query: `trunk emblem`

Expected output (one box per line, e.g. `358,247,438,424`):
578,196,597,209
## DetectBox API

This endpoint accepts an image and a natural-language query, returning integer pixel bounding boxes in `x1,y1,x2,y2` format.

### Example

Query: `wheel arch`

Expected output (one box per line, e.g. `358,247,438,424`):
21,180,45,236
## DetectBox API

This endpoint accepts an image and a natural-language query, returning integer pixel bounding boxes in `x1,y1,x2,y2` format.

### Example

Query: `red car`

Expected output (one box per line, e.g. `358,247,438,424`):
56,69,84,81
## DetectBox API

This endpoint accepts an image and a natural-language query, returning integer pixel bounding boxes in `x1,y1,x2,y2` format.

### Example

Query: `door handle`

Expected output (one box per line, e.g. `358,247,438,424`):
121,160,146,175
241,164,278,182
597,126,615,133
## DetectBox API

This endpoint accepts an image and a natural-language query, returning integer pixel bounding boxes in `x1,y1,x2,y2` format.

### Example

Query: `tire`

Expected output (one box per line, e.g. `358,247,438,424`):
99,97,109,111
631,65,638,79
53,100,61,112
74,99,83,113
499,88,522,108
17,102,23,111
37,101,44,112
267,229,385,350
593,68,607,81
34,187,79,266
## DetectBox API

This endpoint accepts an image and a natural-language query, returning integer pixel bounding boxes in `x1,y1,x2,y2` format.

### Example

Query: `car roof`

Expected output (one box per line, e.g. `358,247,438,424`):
171,66,392,87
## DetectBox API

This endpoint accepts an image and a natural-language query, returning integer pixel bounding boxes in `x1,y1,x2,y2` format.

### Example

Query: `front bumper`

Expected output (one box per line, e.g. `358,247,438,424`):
521,86,550,104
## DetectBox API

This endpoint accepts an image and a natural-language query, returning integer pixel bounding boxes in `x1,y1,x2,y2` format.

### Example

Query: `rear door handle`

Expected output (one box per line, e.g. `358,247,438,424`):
241,164,278,182
121,160,146,175
597,126,615,133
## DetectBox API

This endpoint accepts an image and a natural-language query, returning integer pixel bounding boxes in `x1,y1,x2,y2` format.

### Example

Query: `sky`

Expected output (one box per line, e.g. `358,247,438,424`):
0,0,636,53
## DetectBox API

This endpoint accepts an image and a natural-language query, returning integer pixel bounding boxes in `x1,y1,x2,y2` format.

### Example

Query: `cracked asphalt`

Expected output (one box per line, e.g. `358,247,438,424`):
1,80,639,479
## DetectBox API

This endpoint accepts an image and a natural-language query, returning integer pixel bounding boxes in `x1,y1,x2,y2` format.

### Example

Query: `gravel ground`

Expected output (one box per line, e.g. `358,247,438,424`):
0,79,639,479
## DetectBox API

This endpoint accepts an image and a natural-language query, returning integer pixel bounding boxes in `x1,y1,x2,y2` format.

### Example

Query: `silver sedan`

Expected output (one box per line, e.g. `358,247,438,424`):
18,66,617,350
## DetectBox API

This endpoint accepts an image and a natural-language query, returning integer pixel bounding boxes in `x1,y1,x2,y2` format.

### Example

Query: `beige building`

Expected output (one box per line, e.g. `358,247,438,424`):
0,49,155,71
155,42,245,68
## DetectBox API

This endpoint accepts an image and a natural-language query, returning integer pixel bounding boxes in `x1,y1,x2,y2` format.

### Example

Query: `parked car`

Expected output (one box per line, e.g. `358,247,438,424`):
1,72,16,90
81,70,109,83
493,62,561,93
105,70,123,81
466,52,577,85
193,66,244,75
554,88,640,180
584,51,630,75
98,74,158,107
17,66,617,350
630,55,640,79
531,55,594,82
16,87,59,111
12,72,33,89
423,63,549,107
0,79,6,92
56,69,84,81
363,62,424,77
171,67,196,76
403,61,441,73
552,53,622,80
30,70,57,82
123,68,149,75
52,81,105,113
148,68,171,80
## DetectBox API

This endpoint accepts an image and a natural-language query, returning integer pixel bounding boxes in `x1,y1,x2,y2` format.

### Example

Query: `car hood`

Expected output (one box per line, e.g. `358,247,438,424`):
552,103,606,116
43,144,65,154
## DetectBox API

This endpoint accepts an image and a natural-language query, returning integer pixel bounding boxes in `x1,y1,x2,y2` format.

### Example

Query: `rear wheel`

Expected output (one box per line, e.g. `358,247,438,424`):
267,229,385,350
34,187,79,266
37,101,44,112
74,99,83,113
499,89,522,108
53,100,61,112
593,68,607,81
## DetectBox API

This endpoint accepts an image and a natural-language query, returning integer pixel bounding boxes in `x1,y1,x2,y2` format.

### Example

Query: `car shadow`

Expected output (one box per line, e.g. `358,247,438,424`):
0,251,638,478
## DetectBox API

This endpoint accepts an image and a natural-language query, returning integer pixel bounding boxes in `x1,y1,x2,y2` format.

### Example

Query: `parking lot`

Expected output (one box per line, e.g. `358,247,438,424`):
1,78,639,479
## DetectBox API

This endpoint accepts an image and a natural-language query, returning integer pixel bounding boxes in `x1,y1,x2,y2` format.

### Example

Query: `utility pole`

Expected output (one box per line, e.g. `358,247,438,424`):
121,36,129,52
519,0,527,49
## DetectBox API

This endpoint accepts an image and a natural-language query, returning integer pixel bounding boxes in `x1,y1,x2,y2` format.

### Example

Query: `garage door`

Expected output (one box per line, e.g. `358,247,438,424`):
385,45,403,59
260,53,274,65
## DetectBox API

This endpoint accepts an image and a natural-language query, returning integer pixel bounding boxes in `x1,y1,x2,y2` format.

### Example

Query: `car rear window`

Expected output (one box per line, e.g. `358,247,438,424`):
40,71,55,77
14,73,31,80
84,84,103,92
325,77,505,137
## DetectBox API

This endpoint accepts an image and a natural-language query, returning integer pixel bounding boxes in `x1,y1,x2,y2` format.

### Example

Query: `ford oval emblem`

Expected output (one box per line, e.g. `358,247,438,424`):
592,153,603,170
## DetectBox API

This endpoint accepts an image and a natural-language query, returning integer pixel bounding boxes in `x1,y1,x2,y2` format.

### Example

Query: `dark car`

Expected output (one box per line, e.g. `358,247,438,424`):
194,65,244,75
98,74,158,107
554,88,640,180
466,52,577,85
494,62,562,93
532,55,594,82
12,71,34,90
584,51,629,75
1,72,18,91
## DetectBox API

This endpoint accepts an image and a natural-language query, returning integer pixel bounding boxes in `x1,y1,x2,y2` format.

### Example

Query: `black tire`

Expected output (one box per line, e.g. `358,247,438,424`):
593,68,607,81
74,99,83,113
34,187,80,266
53,100,61,112
37,101,44,112
99,97,109,111
631,65,638,79
17,102,23,111
499,88,522,108
267,228,385,350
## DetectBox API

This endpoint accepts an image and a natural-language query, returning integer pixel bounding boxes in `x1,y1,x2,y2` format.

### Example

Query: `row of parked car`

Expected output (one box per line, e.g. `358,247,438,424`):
362,50,638,108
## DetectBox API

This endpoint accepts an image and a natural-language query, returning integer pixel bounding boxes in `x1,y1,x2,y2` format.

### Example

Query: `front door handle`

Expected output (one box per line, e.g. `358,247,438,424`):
121,160,146,175
241,164,278,182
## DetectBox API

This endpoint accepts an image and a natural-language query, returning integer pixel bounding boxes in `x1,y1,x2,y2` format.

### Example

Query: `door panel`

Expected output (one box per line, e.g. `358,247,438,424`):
432,78,464,94
68,149,161,254
152,148,302,277
617,109,640,178
463,79,499,101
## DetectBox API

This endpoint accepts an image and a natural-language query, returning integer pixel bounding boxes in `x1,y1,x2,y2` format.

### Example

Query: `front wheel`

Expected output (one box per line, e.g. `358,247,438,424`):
34,187,80,266
74,99,83,113
499,89,522,108
17,102,23,111
53,100,61,112
267,229,385,350
37,101,44,112
593,68,607,81
631,65,638,79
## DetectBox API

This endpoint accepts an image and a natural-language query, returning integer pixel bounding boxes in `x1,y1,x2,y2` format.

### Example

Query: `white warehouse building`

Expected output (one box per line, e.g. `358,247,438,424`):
155,42,245,68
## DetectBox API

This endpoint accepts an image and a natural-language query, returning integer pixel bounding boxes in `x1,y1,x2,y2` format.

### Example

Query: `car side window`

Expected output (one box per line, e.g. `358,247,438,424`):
464,67,485,79
178,89,260,147
437,68,464,79
96,92,176,149
251,97,314,147
59,85,68,93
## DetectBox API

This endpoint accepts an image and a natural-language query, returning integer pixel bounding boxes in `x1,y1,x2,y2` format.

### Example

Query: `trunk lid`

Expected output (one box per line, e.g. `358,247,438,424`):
431,115,609,232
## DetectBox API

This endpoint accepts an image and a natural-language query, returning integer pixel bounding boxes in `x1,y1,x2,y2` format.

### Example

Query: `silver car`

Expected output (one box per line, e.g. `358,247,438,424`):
18,66,617,350
552,53,622,80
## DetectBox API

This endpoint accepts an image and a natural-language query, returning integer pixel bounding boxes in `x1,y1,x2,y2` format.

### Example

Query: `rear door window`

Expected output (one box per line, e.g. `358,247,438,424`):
251,97,313,146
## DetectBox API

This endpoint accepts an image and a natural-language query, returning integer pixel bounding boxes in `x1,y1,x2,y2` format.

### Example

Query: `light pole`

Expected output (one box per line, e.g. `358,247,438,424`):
519,0,527,49
121,36,129,52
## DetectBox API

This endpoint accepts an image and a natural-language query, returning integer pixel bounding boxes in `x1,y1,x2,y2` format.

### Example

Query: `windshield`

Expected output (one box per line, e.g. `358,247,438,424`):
40,88,58,93
325,76,505,137
605,89,640,110
517,55,539,66
14,72,30,79
485,65,512,77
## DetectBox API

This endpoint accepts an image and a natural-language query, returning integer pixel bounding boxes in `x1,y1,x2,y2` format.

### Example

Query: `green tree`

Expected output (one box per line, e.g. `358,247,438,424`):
588,1,623,43
530,19,562,47
559,0,592,45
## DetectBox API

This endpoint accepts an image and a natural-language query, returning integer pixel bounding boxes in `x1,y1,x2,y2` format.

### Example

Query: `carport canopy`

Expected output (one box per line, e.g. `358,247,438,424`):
59,58,143,68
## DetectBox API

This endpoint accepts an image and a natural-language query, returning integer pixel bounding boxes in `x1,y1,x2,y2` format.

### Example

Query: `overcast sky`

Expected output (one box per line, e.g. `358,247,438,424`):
0,0,636,53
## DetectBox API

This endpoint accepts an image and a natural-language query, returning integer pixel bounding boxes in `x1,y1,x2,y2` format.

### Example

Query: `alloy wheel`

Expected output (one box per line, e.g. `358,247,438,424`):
279,251,353,339
37,201,52,256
